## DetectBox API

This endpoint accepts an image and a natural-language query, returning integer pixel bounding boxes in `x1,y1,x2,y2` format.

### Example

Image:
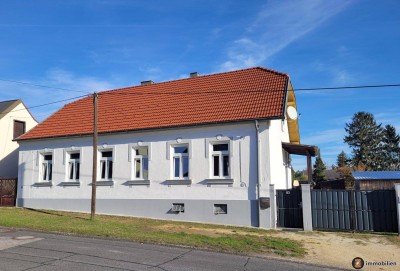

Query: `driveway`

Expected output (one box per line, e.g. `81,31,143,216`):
0,229,341,271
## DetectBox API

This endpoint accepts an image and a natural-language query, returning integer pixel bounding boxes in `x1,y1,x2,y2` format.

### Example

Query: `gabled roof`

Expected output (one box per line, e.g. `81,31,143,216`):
0,99,21,120
18,67,292,141
352,171,400,180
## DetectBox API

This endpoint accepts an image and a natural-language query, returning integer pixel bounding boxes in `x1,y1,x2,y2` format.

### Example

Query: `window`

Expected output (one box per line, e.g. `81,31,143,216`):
173,145,189,178
212,143,230,178
214,204,228,214
100,151,113,180
172,203,185,213
134,147,148,179
13,120,26,139
68,153,80,181
42,154,53,182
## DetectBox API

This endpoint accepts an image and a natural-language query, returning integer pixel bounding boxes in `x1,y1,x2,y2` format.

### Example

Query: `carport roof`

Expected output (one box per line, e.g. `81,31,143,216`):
282,142,318,157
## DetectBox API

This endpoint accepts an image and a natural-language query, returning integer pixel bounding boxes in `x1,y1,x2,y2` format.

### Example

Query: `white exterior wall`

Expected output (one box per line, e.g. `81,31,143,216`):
0,102,37,177
17,120,290,227
265,119,292,190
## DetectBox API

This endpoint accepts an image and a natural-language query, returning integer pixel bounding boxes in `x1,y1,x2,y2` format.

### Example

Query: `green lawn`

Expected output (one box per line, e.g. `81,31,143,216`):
0,207,305,257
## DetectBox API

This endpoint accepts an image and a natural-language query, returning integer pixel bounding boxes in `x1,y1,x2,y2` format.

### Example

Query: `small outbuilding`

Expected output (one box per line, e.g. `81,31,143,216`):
353,171,400,190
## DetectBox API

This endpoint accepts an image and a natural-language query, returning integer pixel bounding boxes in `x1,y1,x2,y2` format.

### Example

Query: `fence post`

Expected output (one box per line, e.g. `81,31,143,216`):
395,184,400,236
301,184,313,231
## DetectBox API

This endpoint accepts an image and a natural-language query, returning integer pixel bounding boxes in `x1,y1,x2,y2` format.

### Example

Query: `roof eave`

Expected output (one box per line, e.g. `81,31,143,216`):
17,116,283,142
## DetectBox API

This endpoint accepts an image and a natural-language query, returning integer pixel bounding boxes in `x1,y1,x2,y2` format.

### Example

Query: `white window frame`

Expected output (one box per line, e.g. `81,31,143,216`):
172,144,190,179
166,139,192,180
133,146,149,180
99,149,113,181
205,136,233,179
211,143,230,178
40,152,53,182
67,152,80,182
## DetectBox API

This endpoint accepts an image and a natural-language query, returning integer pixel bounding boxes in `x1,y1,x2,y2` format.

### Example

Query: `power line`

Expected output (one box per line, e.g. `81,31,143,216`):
98,83,400,96
0,94,91,116
2,82,400,116
296,84,400,91
1,77,399,96
0,78,91,94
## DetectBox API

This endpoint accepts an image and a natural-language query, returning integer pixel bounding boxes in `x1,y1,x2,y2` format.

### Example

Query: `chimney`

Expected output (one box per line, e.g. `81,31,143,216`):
190,72,199,78
141,80,154,86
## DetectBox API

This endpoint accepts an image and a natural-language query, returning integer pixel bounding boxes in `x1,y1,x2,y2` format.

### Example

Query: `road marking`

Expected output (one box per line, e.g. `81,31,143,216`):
0,236,42,250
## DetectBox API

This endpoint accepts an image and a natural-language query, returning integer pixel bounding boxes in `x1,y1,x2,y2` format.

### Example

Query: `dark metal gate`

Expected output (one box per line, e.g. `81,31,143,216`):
311,190,398,232
276,189,303,228
0,178,17,206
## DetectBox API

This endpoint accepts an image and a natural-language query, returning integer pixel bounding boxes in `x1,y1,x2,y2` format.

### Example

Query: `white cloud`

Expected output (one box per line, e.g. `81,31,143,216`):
0,69,119,122
46,69,114,93
302,128,344,145
218,0,354,71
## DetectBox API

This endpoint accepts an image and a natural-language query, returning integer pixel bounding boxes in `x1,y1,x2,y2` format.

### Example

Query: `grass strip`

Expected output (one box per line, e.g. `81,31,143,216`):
0,207,305,257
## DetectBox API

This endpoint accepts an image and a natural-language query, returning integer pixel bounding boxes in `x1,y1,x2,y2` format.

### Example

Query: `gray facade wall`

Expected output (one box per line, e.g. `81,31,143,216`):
17,198,259,227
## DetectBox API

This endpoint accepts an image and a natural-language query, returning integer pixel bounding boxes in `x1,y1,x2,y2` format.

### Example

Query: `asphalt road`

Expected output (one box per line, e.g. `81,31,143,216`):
0,228,343,271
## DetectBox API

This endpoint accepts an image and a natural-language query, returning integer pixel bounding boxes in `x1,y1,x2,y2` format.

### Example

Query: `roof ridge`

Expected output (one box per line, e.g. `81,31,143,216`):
94,66,289,96
0,99,20,104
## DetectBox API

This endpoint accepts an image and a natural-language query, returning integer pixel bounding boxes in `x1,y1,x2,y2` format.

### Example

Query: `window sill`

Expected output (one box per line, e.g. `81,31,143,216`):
205,179,234,185
59,182,80,187
123,180,150,186
89,181,114,186
33,182,53,187
165,179,192,185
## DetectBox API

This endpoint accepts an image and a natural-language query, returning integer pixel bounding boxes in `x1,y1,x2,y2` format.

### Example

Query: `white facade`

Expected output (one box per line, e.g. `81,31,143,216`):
0,101,38,177
17,120,292,227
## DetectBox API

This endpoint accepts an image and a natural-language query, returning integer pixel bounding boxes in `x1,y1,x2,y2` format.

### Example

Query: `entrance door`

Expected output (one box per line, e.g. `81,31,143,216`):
276,189,303,228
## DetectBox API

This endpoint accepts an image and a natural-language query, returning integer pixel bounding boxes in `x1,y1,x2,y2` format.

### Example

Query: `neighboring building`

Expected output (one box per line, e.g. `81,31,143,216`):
0,99,38,178
353,171,400,190
16,67,313,228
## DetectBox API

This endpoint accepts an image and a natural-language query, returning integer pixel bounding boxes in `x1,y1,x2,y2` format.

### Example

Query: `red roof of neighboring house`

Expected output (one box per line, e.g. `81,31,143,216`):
18,67,289,141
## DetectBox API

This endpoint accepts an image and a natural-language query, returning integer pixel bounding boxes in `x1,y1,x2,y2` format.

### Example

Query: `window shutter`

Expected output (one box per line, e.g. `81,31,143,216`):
13,120,26,139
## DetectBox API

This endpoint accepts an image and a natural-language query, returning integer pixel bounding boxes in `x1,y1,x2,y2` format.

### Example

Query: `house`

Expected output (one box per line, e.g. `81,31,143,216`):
353,171,400,190
16,67,315,228
0,99,38,178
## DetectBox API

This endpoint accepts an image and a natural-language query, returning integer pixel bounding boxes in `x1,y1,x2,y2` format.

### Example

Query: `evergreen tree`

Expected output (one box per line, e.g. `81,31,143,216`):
344,112,384,170
382,124,400,170
312,154,326,184
336,151,350,168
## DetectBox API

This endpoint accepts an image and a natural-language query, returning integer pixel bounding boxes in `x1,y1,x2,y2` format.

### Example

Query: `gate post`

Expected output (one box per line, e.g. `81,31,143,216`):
301,184,313,231
395,184,400,236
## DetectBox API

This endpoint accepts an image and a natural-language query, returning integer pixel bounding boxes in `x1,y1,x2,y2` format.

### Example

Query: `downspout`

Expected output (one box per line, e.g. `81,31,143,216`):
254,120,261,227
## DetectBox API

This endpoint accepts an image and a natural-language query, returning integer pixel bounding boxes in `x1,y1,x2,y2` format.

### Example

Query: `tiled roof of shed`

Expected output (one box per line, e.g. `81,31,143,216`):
352,171,400,180
18,67,289,141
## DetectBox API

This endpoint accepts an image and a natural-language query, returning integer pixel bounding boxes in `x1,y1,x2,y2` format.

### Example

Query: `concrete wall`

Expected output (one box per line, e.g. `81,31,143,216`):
17,120,290,227
0,102,37,177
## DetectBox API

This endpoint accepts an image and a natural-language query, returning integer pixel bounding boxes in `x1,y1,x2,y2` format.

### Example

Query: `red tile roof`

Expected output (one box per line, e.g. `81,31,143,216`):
18,67,289,141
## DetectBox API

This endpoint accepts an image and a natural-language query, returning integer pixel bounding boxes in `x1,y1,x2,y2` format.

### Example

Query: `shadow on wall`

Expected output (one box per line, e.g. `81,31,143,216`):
248,133,258,227
0,148,19,178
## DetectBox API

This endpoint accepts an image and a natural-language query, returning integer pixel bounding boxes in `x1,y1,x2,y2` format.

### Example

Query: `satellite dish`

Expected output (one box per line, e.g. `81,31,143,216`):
287,106,298,120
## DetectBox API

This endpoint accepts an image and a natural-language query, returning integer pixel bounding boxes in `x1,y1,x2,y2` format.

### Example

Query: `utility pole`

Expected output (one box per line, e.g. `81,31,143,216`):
91,92,98,220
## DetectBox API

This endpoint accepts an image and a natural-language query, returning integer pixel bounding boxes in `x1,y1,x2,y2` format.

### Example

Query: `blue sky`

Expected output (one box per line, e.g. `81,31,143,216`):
1,0,399,170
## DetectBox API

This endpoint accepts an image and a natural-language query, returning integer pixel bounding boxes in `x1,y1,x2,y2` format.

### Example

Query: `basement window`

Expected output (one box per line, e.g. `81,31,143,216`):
214,204,227,215
171,203,184,213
